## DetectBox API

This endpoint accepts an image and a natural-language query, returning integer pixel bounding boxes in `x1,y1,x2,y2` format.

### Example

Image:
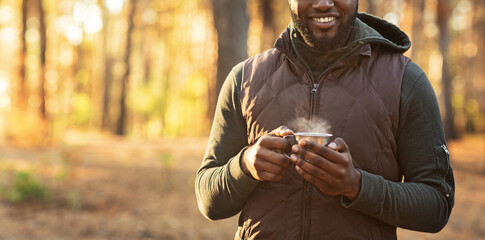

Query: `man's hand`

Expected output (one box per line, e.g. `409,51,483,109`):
289,137,361,201
241,126,294,182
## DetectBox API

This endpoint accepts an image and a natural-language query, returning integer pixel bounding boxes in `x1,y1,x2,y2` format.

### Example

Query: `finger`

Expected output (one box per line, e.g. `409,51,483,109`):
269,125,294,137
327,137,349,153
290,153,330,180
278,127,294,137
318,187,340,197
291,160,341,195
294,164,330,190
256,170,286,182
260,135,293,153
297,139,344,165
257,148,292,168
266,150,292,168
291,144,339,174
254,160,288,176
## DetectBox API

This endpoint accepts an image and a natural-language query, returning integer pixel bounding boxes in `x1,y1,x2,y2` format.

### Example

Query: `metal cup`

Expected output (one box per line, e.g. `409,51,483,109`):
283,132,333,158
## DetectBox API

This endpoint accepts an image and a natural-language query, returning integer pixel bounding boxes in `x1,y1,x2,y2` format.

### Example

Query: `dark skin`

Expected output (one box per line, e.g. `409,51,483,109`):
290,137,361,201
241,126,361,201
290,0,358,49
241,126,294,182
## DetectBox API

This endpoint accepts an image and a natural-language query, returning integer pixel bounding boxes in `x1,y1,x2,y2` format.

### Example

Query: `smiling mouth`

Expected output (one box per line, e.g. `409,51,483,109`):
313,17,336,23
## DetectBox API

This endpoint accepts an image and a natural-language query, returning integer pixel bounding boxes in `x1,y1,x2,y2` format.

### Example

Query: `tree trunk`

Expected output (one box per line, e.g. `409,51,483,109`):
209,0,249,118
475,0,485,133
410,0,425,63
102,6,113,131
116,0,136,135
102,59,113,130
37,0,47,119
142,0,152,85
367,0,377,16
260,0,277,51
463,0,478,133
19,0,28,108
437,0,456,139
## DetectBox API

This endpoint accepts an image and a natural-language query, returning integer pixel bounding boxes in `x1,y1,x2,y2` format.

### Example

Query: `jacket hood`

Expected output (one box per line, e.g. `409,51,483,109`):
275,12,411,56
355,13,411,53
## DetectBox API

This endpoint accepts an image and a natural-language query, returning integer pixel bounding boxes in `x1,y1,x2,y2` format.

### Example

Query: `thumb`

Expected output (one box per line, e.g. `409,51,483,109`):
327,137,349,153
269,125,294,137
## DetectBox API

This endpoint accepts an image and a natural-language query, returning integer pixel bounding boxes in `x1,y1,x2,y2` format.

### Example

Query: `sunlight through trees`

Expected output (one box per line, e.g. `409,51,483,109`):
0,0,482,145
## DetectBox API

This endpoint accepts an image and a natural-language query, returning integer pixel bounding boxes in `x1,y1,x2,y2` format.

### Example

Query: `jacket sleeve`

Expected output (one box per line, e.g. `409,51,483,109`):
195,63,259,220
342,61,455,232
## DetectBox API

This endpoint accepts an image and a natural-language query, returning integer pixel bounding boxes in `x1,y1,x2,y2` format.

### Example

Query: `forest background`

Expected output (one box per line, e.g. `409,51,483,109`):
0,0,483,239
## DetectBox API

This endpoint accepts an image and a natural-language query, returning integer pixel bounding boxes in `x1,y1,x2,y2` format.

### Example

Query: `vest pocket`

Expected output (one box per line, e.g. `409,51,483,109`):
434,144,452,199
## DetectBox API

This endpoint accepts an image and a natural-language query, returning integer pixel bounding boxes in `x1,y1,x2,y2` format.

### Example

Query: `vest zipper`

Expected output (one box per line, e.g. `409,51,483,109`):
441,144,452,198
309,83,319,120
301,181,312,240
279,40,365,240
280,51,322,240
301,82,318,240
311,83,319,94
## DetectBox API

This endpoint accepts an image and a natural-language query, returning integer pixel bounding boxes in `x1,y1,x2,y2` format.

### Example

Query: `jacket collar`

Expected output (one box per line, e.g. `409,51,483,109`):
274,12,411,64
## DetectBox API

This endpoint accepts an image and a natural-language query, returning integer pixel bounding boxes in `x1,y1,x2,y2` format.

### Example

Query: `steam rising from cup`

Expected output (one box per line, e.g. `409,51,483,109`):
289,117,332,134
283,118,333,158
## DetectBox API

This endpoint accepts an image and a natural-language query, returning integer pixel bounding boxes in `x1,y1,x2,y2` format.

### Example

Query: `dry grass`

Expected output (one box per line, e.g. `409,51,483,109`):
0,132,483,239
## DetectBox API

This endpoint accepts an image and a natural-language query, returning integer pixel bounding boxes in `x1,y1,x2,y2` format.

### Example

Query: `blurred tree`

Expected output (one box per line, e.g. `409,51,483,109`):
19,0,28,108
19,0,47,118
410,0,425,64
141,0,153,85
260,0,278,51
3,0,485,140
210,0,249,118
116,0,136,135
475,0,485,132
366,0,377,15
437,0,456,139
463,0,477,133
102,3,114,132
37,0,47,120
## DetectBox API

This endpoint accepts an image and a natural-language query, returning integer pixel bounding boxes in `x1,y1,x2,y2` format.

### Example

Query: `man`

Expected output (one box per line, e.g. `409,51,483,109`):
196,0,455,239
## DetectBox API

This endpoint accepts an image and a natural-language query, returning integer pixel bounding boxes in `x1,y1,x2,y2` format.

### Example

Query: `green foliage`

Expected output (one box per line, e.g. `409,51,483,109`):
0,0,482,142
71,93,92,126
2,171,50,203
160,153,174,169
67,190,81,211
76,69,90,89
128,83,159,115
56,146,74,181
164,72,209,136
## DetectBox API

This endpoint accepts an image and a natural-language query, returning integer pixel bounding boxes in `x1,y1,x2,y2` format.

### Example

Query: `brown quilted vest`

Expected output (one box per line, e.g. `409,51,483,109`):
236,29,410,240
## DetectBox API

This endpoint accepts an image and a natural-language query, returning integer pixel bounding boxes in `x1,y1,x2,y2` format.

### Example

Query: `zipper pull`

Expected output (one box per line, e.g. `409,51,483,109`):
311,84,319,94
441,144,450,155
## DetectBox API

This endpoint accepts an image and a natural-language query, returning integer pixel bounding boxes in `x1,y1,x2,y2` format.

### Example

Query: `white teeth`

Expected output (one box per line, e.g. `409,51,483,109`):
314,17,336,23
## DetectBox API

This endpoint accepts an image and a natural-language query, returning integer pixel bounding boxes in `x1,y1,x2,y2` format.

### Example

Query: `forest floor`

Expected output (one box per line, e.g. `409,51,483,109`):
0,131,483,240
